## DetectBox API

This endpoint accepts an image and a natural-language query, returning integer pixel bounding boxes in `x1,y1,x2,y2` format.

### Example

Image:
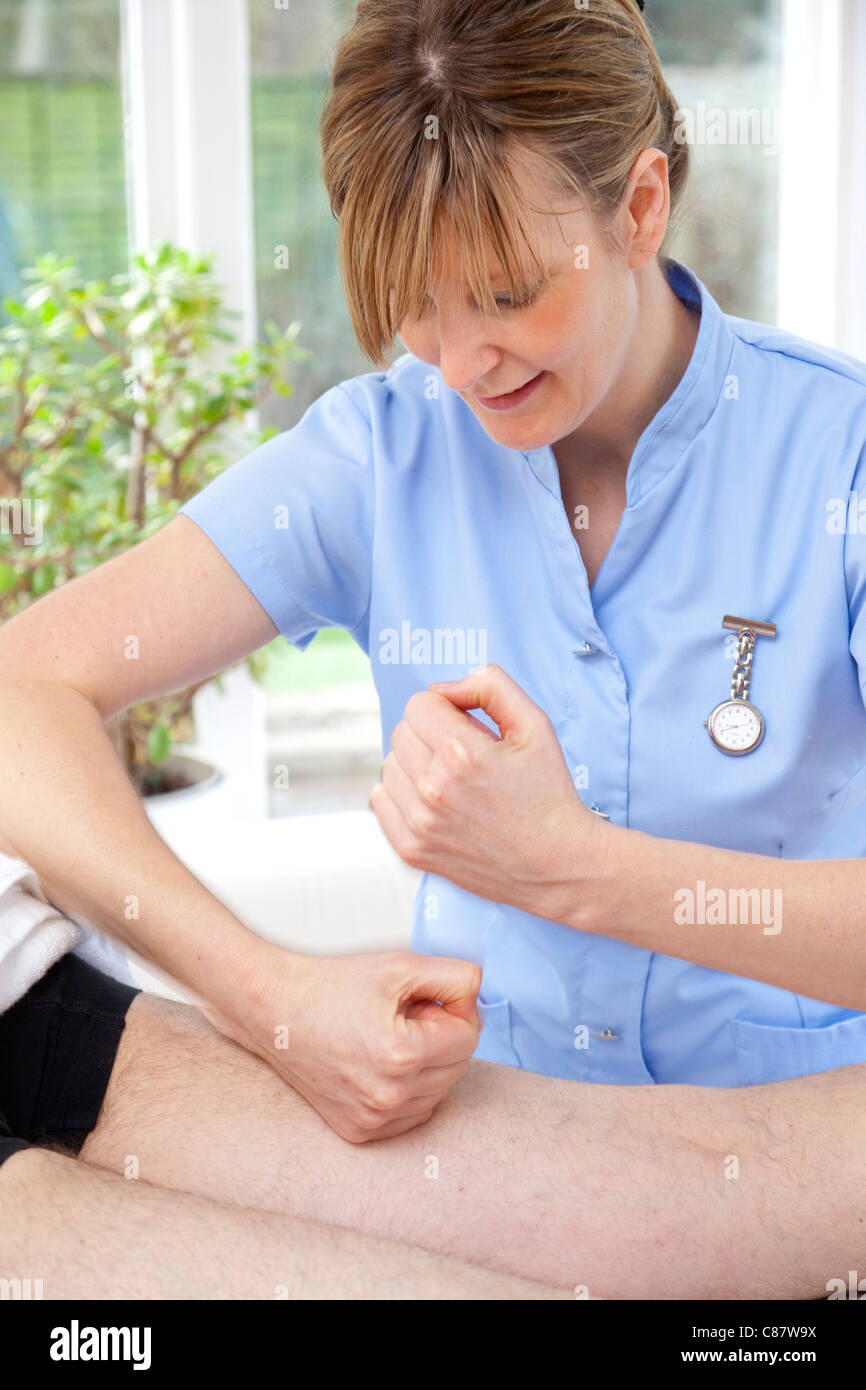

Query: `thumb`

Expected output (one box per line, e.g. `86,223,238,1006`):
401,956,482,1030
429,663,541,741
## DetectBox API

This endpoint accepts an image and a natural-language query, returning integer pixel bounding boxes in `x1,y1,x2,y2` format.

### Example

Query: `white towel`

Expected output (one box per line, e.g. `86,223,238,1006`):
0,851,81,1015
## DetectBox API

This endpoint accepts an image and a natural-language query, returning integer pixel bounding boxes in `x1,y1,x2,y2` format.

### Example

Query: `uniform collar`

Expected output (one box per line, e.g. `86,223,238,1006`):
523,256,735,507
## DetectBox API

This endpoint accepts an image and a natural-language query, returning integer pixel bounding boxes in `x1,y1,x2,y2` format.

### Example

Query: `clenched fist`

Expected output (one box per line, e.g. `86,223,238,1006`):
202,944,482,1143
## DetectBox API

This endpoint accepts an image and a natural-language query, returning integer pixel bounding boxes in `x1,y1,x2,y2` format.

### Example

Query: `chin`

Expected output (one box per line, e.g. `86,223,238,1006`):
474,406,570,455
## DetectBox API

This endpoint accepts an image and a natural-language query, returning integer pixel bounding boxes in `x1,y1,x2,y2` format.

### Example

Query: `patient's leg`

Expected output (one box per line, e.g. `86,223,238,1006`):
82,992,866,1299
0,1146,564,1299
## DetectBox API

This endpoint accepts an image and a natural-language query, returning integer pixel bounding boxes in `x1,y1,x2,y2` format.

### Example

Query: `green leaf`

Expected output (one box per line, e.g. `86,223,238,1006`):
146,721,172,765
31,565,57,597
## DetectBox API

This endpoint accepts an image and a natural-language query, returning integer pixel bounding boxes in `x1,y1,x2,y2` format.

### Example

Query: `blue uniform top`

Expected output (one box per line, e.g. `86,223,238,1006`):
179,256,866,1088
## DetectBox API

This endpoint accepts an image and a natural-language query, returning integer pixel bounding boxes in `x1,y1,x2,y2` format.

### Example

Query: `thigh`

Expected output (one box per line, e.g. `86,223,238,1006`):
79,989,756,1294
81,988,559,1211
0,1142,562,1301
80,988,866,1299
83,992,626,1282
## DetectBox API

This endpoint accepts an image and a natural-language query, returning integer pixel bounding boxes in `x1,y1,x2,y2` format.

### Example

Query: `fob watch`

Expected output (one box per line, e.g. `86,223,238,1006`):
704,615,777,755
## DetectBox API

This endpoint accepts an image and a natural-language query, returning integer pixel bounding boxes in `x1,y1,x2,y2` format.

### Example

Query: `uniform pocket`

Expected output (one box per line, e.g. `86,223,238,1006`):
731,1012,866,1086
475,996,521,1069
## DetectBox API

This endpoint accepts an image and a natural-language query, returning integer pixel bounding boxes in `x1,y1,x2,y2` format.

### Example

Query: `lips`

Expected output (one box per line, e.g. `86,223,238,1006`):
479,374,531,398
475,370,545,410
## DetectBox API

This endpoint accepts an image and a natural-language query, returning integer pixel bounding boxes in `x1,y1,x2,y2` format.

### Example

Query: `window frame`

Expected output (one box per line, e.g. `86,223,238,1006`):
777,0,866,356
120,0,257,341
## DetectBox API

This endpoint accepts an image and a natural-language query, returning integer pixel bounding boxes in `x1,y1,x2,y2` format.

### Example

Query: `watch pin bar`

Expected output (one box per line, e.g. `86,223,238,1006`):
721,614,777,637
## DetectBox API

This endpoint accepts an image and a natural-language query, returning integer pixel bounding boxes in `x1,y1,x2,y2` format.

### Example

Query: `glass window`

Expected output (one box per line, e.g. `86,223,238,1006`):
249,0,376,435
651,0,783,323
0,0,127,304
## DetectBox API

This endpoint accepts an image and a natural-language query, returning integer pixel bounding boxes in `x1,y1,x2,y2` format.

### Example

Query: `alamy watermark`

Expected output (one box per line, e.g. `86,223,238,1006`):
0,1276,43,1299
378,621,487,667
50,1321,151,1370
826,490,866,534
674,879,782,936
673,103,779,155
0,497,43,545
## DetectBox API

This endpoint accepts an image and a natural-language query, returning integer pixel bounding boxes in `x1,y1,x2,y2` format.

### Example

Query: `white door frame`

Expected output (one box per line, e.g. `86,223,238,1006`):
777,0,866,355
120,0,257,340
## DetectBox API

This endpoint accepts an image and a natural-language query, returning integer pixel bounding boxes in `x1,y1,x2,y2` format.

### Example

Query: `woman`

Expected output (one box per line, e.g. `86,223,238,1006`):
1,0,865,1150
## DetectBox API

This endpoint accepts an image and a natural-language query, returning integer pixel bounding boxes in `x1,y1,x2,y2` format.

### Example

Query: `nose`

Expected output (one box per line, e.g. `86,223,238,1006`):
436,310,502,396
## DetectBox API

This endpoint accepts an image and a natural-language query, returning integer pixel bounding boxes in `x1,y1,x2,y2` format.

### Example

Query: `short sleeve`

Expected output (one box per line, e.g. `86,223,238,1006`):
177,382,374,652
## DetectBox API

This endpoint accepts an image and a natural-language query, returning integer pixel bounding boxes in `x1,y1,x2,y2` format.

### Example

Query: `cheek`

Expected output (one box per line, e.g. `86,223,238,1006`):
396,321,437,364
530,284,628,402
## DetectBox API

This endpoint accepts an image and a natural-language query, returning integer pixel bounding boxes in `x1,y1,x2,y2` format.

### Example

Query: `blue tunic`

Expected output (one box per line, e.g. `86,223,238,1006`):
179,257,866,1087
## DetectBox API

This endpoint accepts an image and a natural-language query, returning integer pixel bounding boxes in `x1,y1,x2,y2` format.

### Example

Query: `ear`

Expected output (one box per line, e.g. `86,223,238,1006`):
623,147,671,268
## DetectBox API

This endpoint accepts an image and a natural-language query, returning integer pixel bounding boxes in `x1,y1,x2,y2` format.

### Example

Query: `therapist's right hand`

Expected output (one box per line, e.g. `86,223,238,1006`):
201,945,483,1143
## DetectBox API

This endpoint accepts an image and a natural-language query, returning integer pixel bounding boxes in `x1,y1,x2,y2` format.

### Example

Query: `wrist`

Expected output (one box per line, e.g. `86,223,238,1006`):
221,934,317,1033
541,799,618,932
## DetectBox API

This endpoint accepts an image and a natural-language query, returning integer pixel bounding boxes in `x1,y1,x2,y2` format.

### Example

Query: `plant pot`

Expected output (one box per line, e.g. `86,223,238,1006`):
141,753,223,803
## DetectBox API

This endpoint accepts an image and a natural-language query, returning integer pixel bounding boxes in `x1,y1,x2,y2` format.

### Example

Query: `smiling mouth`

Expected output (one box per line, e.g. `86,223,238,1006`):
475,370,545,406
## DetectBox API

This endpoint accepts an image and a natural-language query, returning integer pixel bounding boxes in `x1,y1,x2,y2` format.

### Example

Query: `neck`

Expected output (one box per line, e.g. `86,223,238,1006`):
557,259,700,478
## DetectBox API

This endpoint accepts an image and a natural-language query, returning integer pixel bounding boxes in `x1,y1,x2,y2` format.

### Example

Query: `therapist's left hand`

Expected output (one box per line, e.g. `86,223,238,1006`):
369,663,606,919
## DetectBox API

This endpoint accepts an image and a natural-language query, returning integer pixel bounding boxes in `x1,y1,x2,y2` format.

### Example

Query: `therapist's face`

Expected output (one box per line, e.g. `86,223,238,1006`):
395,145,664,456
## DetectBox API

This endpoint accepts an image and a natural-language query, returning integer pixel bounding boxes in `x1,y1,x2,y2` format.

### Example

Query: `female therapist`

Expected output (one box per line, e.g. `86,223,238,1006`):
176,0,866,1089
2,0,865,1121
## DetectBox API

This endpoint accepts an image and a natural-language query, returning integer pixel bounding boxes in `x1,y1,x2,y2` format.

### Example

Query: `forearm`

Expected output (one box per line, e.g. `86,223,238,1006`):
0,676,279,1014
561,814,866,1010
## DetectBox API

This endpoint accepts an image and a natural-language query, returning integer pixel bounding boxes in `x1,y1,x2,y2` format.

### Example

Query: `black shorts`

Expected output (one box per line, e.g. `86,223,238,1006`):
0,952,140,1170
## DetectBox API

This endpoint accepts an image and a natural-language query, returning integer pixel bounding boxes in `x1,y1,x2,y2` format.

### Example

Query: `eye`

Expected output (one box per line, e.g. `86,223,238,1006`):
492,287,539,311
416,286,540,316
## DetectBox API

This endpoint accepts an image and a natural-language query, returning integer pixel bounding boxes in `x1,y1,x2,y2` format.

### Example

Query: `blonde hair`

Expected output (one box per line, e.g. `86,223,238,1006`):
320,0,688,365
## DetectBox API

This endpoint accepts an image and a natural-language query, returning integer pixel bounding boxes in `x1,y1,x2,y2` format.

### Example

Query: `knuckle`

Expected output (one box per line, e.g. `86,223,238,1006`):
418,770,446,806
404,691,427,721
400,837,427,869
353,1106,385,1132
381,949,411,973
407,803,437,836
445,737,477,774
342,1125,374,1145
367,1083,401,1111
384,1045,416,1076
392,822,417,857
343,1123,375,1145
382,949,414,976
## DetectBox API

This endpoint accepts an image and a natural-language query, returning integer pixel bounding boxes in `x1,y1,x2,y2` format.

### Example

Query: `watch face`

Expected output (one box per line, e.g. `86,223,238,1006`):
707,699,764,754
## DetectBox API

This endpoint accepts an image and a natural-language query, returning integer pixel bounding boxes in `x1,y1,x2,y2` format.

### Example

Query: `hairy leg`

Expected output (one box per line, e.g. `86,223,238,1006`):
82,993,866,1299
0,1145,564,1300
